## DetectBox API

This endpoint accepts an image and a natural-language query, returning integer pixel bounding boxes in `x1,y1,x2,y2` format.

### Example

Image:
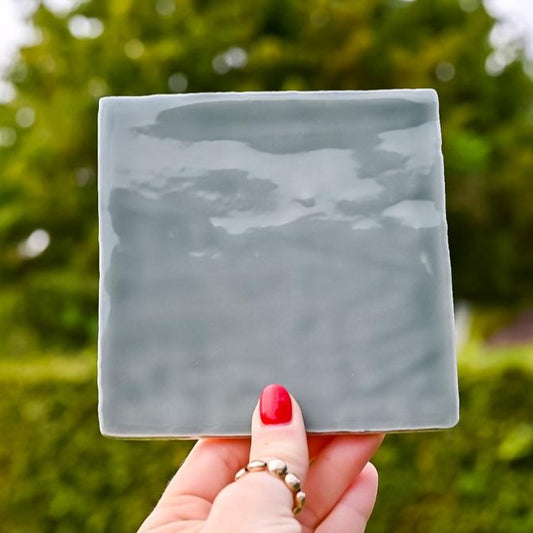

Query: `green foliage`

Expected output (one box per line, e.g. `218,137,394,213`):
0,353,193,532
371,364,533,533
0,0,532,351
1,3,531,528
0,347,531,532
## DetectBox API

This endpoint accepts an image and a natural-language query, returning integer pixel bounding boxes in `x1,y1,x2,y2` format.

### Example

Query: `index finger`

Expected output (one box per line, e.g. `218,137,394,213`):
138,438,250,530
165,438,251,504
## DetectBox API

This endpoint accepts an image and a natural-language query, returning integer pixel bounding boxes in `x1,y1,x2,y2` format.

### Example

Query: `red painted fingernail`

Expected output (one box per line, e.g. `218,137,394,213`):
260,384,293,425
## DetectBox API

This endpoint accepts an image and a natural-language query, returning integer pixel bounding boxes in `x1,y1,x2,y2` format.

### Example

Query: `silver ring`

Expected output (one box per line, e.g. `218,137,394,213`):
235,458,306,515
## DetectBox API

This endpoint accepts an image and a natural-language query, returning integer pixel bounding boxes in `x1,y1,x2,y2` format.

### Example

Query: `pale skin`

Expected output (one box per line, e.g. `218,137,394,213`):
138,391,384,533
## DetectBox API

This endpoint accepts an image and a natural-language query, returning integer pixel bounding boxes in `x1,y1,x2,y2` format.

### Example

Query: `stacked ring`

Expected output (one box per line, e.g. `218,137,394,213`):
235,458,306,515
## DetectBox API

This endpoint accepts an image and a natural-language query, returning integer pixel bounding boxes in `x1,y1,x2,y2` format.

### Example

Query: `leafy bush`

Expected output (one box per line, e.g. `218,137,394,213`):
371,366,533,533
1,0,532,352
1,347,532,532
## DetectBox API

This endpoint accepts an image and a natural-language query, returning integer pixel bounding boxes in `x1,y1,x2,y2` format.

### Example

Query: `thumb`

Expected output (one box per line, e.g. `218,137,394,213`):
205,384,308,532
249,383,309,491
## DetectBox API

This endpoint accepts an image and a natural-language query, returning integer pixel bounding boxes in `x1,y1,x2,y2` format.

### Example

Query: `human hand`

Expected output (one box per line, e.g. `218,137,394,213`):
138,384,384,532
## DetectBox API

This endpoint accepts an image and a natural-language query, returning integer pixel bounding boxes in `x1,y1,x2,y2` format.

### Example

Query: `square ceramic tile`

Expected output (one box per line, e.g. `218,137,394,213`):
98,90,459,437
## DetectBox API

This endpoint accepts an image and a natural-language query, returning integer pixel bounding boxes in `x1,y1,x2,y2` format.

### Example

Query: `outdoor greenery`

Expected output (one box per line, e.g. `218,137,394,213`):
1,0,532,352
1,0,532,531
0,343,532,532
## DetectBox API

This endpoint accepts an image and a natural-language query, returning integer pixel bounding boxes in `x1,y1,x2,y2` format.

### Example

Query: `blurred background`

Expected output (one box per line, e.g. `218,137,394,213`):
0,0,532,531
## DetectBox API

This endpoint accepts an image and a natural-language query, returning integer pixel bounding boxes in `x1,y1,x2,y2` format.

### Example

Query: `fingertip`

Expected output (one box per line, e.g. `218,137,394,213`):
352,462,380,520
315,462,380,532
360,461,379,490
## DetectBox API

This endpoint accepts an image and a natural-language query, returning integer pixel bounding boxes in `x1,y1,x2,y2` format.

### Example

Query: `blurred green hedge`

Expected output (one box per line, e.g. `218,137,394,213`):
1,347,532,532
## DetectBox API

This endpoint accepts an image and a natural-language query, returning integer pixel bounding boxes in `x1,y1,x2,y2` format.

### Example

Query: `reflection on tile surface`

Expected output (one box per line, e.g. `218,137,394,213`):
98,91,458,437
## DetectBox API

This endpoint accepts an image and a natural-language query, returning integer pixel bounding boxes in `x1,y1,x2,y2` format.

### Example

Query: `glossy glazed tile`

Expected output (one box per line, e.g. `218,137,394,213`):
98,90,459,438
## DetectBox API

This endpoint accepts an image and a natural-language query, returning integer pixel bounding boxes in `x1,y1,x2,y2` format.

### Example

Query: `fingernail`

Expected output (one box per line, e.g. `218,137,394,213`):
260,384,293,425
